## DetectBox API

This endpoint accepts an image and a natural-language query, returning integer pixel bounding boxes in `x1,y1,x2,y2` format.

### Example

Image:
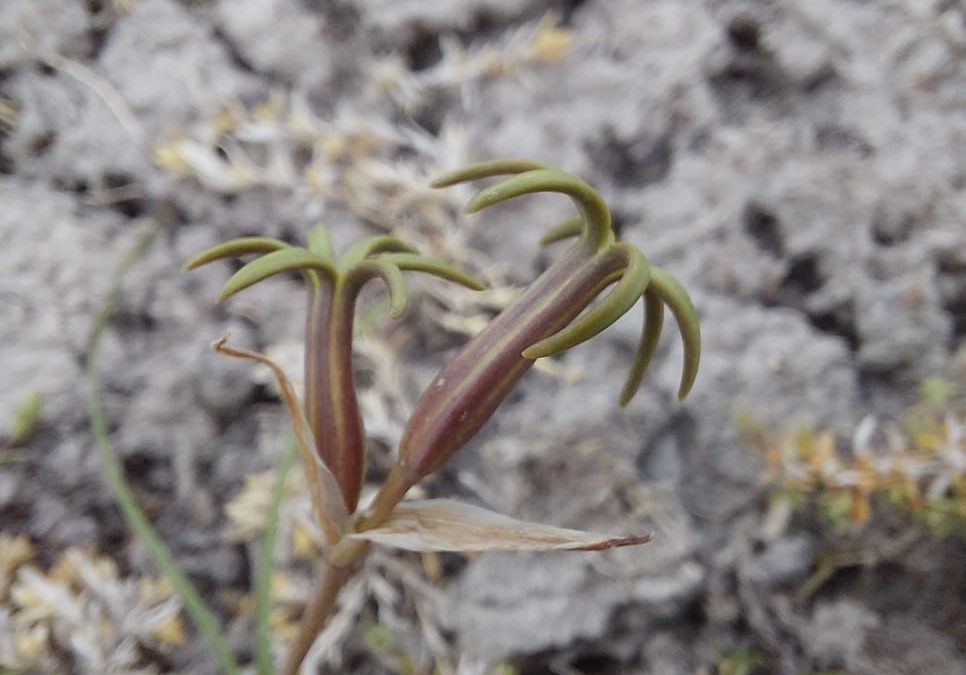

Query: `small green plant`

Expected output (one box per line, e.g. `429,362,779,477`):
1,391,42,467
360,619,421,675
716,645,769,675
749,376,965,537
98,159,701,674
9,392,42,447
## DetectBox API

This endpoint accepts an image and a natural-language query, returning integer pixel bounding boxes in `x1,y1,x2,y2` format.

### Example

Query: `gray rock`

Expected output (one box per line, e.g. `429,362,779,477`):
98,0,258,138
449,552,613,657
0,0,89,69
802,600,880,670
743,535,815,588
0,178,133,431
862,615,966,675
630,561,706,617
4,68,152,183
641,633,696,675
214,0,335,88
358,0,536,42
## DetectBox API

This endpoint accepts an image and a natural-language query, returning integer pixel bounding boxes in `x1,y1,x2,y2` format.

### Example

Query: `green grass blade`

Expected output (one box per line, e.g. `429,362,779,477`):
87,223,241,675
255,438,298,675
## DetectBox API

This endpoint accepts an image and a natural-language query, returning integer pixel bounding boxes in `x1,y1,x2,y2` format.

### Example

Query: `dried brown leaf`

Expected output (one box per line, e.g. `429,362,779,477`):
214,336,349,544
350,499,652,552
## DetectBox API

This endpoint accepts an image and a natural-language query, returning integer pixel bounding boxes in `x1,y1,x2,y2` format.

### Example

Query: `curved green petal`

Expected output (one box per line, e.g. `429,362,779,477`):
218,248,336,301
523,244,650,359
379,253,485,291
647,266,701,401
341,236,418,269
464,170,613,252
307,225,335,263
182,237,291,272
618,291,665,407
430,159,551,188
539,215,584,246
345,260,408,318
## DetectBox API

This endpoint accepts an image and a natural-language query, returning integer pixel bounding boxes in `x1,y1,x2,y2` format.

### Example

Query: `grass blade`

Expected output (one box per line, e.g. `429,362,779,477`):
87,222,241,675
255,439,298,675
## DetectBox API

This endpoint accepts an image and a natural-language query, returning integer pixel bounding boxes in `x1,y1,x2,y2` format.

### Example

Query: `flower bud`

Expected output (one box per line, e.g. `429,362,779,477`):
399,242,633,478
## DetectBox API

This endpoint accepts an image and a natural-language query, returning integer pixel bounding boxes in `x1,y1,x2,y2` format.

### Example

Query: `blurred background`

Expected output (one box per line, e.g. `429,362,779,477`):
0,0,963,673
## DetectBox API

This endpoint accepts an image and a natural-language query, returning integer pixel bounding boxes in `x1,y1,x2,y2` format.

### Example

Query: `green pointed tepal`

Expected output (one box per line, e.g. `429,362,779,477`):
185,224,484,512
217,248,337,301
183,236,292,271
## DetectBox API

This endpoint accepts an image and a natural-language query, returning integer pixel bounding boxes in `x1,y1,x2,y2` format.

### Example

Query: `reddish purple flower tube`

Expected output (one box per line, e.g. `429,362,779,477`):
391,162,679,485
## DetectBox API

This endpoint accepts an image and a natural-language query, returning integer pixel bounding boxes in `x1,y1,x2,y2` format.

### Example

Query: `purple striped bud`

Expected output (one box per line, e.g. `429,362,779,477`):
388,162,699,489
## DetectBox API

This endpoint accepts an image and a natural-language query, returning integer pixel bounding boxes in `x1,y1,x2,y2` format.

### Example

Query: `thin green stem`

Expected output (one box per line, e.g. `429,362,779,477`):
87,222,242,675
255,438,299,675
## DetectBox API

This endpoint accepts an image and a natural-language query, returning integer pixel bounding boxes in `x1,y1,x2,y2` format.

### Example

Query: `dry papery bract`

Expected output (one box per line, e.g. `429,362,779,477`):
0,534,185,673
87,0,140,30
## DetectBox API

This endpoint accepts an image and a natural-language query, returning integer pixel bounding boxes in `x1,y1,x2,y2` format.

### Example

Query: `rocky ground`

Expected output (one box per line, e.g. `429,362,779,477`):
0,0,964,674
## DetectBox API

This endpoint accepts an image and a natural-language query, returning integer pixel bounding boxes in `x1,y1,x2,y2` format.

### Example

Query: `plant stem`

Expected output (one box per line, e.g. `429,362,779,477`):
355,464,418,533
255,438,299,675
280,463,418,675
279,560,354,675
87,221,242,675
